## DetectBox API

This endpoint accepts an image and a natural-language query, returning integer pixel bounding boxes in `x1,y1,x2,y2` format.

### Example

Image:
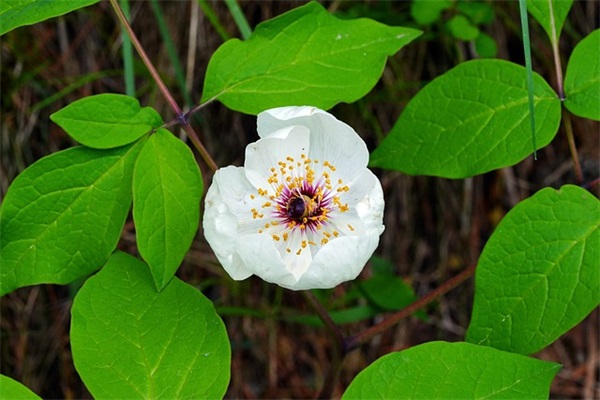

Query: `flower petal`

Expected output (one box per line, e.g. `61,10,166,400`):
258,106,369,183
291,233,381,290
244,125,310,193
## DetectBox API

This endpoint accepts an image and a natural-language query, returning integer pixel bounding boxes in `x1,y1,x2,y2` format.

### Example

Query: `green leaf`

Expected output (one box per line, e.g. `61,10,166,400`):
446,14,480,41
0,0,99,36
359,275,417,312
527,0,573,45
50,94,163,149
370,59,561,178
0,375,41,400
0,142,143,296
71,251,231,399
342,341,560,399
133,129,203,291
410,0,451,25
201,1,421,115
475,32,498,58
564,29,600,121
466,185,600,355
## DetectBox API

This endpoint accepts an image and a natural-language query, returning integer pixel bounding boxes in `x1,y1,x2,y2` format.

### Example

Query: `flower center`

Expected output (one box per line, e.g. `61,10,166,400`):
250,153,352,255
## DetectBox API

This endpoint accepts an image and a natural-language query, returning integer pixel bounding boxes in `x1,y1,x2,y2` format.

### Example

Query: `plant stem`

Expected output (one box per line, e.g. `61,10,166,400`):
302,291,345,399
547,0,565,99
119,0,135,97
345,263,477,351
109,0,218,172
562,107,583,183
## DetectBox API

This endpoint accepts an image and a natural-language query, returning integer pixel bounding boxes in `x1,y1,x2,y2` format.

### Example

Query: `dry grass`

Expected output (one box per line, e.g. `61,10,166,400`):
1,1,598,399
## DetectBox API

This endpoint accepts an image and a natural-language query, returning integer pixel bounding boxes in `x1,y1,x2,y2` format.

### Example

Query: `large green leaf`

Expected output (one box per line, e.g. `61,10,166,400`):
563,29,600,121
342,341,560,399
201,1,421,115
133,129,203,291
0,142,143,296
51,94,163,149
0,0,99,36
370,59,561,178
527,0,573,45
71,251,231,399
466,185,600,355
0,375,41,400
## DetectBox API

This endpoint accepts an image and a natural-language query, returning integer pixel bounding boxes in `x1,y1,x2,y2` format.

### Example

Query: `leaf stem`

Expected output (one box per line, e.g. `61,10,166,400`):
302,291,345,399
109,0,218,172
345,264,477,351
562,107,583,183
547,0,565,100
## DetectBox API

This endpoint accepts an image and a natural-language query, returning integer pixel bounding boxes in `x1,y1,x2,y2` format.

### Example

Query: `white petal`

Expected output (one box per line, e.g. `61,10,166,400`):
258,106,369,183
291,233,381,290
235,233,299,287
244,125,310,192
202,166,255,280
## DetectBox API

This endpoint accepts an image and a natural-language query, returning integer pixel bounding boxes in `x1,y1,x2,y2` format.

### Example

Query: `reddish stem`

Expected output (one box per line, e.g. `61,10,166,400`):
109,0,218,172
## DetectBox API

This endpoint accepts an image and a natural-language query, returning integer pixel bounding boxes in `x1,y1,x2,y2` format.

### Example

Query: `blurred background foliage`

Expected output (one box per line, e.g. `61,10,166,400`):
1,1,598,398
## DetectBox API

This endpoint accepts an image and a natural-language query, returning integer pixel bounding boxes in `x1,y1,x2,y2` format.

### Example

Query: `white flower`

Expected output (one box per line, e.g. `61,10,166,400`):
202,106,385,291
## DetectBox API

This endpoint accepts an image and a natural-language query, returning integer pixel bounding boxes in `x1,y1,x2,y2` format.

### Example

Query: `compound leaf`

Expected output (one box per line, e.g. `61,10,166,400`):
342,341,560,399
527,0,573,45
201,1,421,115
51,94,163,149
0,0,99,36
466,185,600,355
0,142,143,296
370,59,561,178
0,375,41,400
133,129,203,291
564,29,600,121
71,251,231,399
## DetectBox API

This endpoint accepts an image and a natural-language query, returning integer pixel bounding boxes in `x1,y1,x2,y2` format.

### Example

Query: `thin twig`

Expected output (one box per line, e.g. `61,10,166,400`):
109,0,218,172
562,108,583,183
345,264,477,351
302,291,345,399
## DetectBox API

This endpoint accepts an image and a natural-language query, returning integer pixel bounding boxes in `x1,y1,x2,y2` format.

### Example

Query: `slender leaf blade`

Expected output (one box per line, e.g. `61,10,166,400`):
527,0,573,45
564,29,600,121
133,129,203,291
342,341,560,399
0,142,143,295
0,0,99,36
370,59,561,178
466,185,600,355
201,1,421,115
0,375,41,400
50,94,163,149
70,251,231,399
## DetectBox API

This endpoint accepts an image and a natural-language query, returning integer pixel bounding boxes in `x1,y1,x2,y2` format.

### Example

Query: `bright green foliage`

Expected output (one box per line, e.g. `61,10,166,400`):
133,129,203,291
201,1,421,115
564,29,600,121
70,252,231,399
475,32,498,58
342,341,560,399
0,142,143,296
0,0,99,36
466,185,600,355
410,0,451,25
370,59,561,178
0,375,41,400
447,14,480,41
527,0,573,45
50,94,163,149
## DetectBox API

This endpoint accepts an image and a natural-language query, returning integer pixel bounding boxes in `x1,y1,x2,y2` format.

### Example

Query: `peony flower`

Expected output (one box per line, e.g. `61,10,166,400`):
202,106,384,291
